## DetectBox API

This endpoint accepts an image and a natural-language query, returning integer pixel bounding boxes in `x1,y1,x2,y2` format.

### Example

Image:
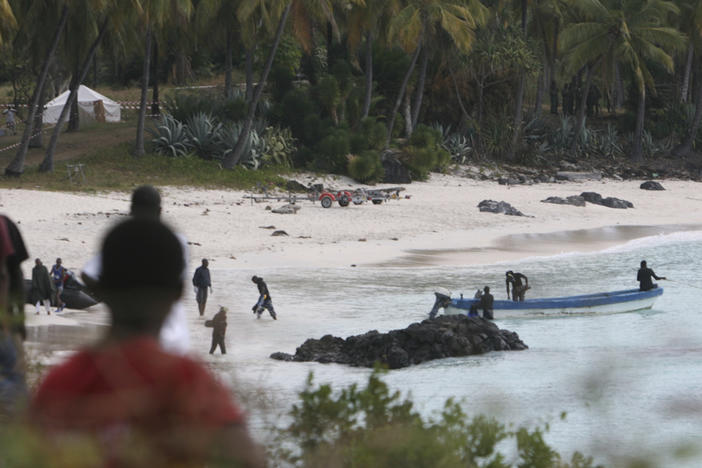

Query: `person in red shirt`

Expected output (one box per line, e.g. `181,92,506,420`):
30,218,264,467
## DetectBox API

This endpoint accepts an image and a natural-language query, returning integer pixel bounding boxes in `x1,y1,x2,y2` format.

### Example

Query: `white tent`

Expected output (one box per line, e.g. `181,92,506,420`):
43,85,121,124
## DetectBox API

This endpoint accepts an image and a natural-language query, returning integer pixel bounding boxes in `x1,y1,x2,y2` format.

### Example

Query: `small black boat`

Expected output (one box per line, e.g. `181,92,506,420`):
24,274,99,310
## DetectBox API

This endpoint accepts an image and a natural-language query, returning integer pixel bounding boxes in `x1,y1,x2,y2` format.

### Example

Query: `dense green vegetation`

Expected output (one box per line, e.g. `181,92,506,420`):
2,0,702,184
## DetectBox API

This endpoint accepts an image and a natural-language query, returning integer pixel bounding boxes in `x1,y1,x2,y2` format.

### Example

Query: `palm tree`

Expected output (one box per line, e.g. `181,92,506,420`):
40,12,110,172
560,0,685,160
224,0,360,168
385,0,488,145
5,2,67,176
134,0,193,157
672,0,702,156
346,0,400,119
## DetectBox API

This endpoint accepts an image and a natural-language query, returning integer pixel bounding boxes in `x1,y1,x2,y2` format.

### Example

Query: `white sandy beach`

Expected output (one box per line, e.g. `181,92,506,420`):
3,173,700,276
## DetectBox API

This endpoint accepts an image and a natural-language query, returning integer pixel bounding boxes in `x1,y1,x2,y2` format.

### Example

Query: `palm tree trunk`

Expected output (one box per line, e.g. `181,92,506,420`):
67,65,80,132
5,4,69,176
570,64,595,151
507,0,529,161
29,86,46,148
410,44,428,132
224,29,233,99
673,62,702,157
631,87,646,161
403,92,412,137
507,75,525,160
362,32,373,119
224,2,292,169
681,44,694,103
41,17,108,173
385,40,422,148
135,25,152,157
152,37,160,116
245,45,254,103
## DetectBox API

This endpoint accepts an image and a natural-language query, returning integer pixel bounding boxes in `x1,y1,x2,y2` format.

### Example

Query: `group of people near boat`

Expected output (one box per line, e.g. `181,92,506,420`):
431,260,666,320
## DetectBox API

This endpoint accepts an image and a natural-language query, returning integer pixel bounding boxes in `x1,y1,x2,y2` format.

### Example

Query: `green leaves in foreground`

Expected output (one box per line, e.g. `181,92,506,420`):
275,366,602,468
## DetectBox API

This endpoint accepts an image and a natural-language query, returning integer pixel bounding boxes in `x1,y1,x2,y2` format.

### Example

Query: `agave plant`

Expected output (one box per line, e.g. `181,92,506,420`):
598,124,623,159
186,112,223,160
218,122,263,168
550,116,574,151
443,133,472,164
148,114,191,157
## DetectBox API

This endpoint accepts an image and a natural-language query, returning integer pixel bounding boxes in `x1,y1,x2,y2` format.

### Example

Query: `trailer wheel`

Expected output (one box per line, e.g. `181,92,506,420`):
353,199,363,205
372,199,383,205
320,195,333,208
338,195,350,207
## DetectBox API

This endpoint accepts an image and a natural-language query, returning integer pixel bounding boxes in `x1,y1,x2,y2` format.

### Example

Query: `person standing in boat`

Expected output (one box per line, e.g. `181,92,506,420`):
637,260,666,291
480,286,494,319
506,271,529,302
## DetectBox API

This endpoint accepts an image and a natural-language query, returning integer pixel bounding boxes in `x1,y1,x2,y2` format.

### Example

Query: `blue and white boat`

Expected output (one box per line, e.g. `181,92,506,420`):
444,288,663,319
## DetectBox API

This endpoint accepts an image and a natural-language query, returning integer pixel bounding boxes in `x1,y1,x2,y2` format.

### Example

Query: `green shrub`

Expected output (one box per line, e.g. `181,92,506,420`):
348,150,384,184
273,368,602,468
316,75,341,124
277,89,317,141
313,128,351,173
401,125,451,179
260,127,296,168
163,91,248,124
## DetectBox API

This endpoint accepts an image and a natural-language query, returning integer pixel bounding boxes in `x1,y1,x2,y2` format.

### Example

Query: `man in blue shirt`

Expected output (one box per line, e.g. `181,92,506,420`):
50,258,67,312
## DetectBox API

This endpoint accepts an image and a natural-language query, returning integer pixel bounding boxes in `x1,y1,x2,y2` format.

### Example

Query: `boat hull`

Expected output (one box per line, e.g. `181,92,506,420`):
445,288,663,319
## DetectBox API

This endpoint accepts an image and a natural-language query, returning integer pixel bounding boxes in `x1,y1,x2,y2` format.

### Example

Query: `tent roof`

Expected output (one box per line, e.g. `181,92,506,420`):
45,85,119,107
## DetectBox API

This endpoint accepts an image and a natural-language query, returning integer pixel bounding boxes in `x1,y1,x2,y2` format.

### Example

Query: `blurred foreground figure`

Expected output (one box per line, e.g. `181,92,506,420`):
31,218,265,467
82,185,191,354
0,215,29,420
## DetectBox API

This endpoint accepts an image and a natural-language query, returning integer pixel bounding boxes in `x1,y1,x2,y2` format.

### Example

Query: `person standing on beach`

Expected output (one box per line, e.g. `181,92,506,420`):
192,258,212,316
31,259,53,315
50,258,67,312
206,306,227,354
637,260,666,291
82,185,191,355
31,218,264,467
251,276,276,320
506,271,529,302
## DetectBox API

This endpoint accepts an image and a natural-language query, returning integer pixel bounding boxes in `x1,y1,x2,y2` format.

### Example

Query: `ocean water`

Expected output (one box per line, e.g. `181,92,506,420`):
34,228,702,466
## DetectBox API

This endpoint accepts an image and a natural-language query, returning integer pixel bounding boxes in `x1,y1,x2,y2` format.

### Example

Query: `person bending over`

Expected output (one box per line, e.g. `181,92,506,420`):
637,260,666,291
506,270,529,302
31,218,264,467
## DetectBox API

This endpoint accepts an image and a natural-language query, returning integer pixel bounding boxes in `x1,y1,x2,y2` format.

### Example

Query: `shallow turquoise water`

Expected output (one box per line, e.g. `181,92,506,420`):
189,230,702,466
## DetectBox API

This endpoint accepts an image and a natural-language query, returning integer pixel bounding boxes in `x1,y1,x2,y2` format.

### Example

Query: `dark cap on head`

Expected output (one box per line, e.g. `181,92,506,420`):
484,286,490,293
130,185,162,219
506,270,513,276
99,218,183,291
640,260,647,267
251,275,259,283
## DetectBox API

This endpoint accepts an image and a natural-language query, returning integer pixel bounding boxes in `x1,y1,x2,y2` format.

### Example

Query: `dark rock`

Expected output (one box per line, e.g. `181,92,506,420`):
581,192,632,208
477,200,525,216
640,181,665,191
271,315,527,368
580,192,603,204
271,230,289,236
601,197,633,209
270,352,295,361
541,196,586,207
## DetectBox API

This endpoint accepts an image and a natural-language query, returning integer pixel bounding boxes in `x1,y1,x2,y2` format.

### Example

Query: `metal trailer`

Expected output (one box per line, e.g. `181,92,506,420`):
244,186,407,209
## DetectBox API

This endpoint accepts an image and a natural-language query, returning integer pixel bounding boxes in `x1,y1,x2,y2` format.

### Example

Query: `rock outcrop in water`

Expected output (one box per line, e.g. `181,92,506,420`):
270,315,528,369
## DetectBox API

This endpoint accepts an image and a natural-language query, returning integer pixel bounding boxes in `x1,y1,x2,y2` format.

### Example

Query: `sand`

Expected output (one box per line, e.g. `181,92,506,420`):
4,173,700,274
